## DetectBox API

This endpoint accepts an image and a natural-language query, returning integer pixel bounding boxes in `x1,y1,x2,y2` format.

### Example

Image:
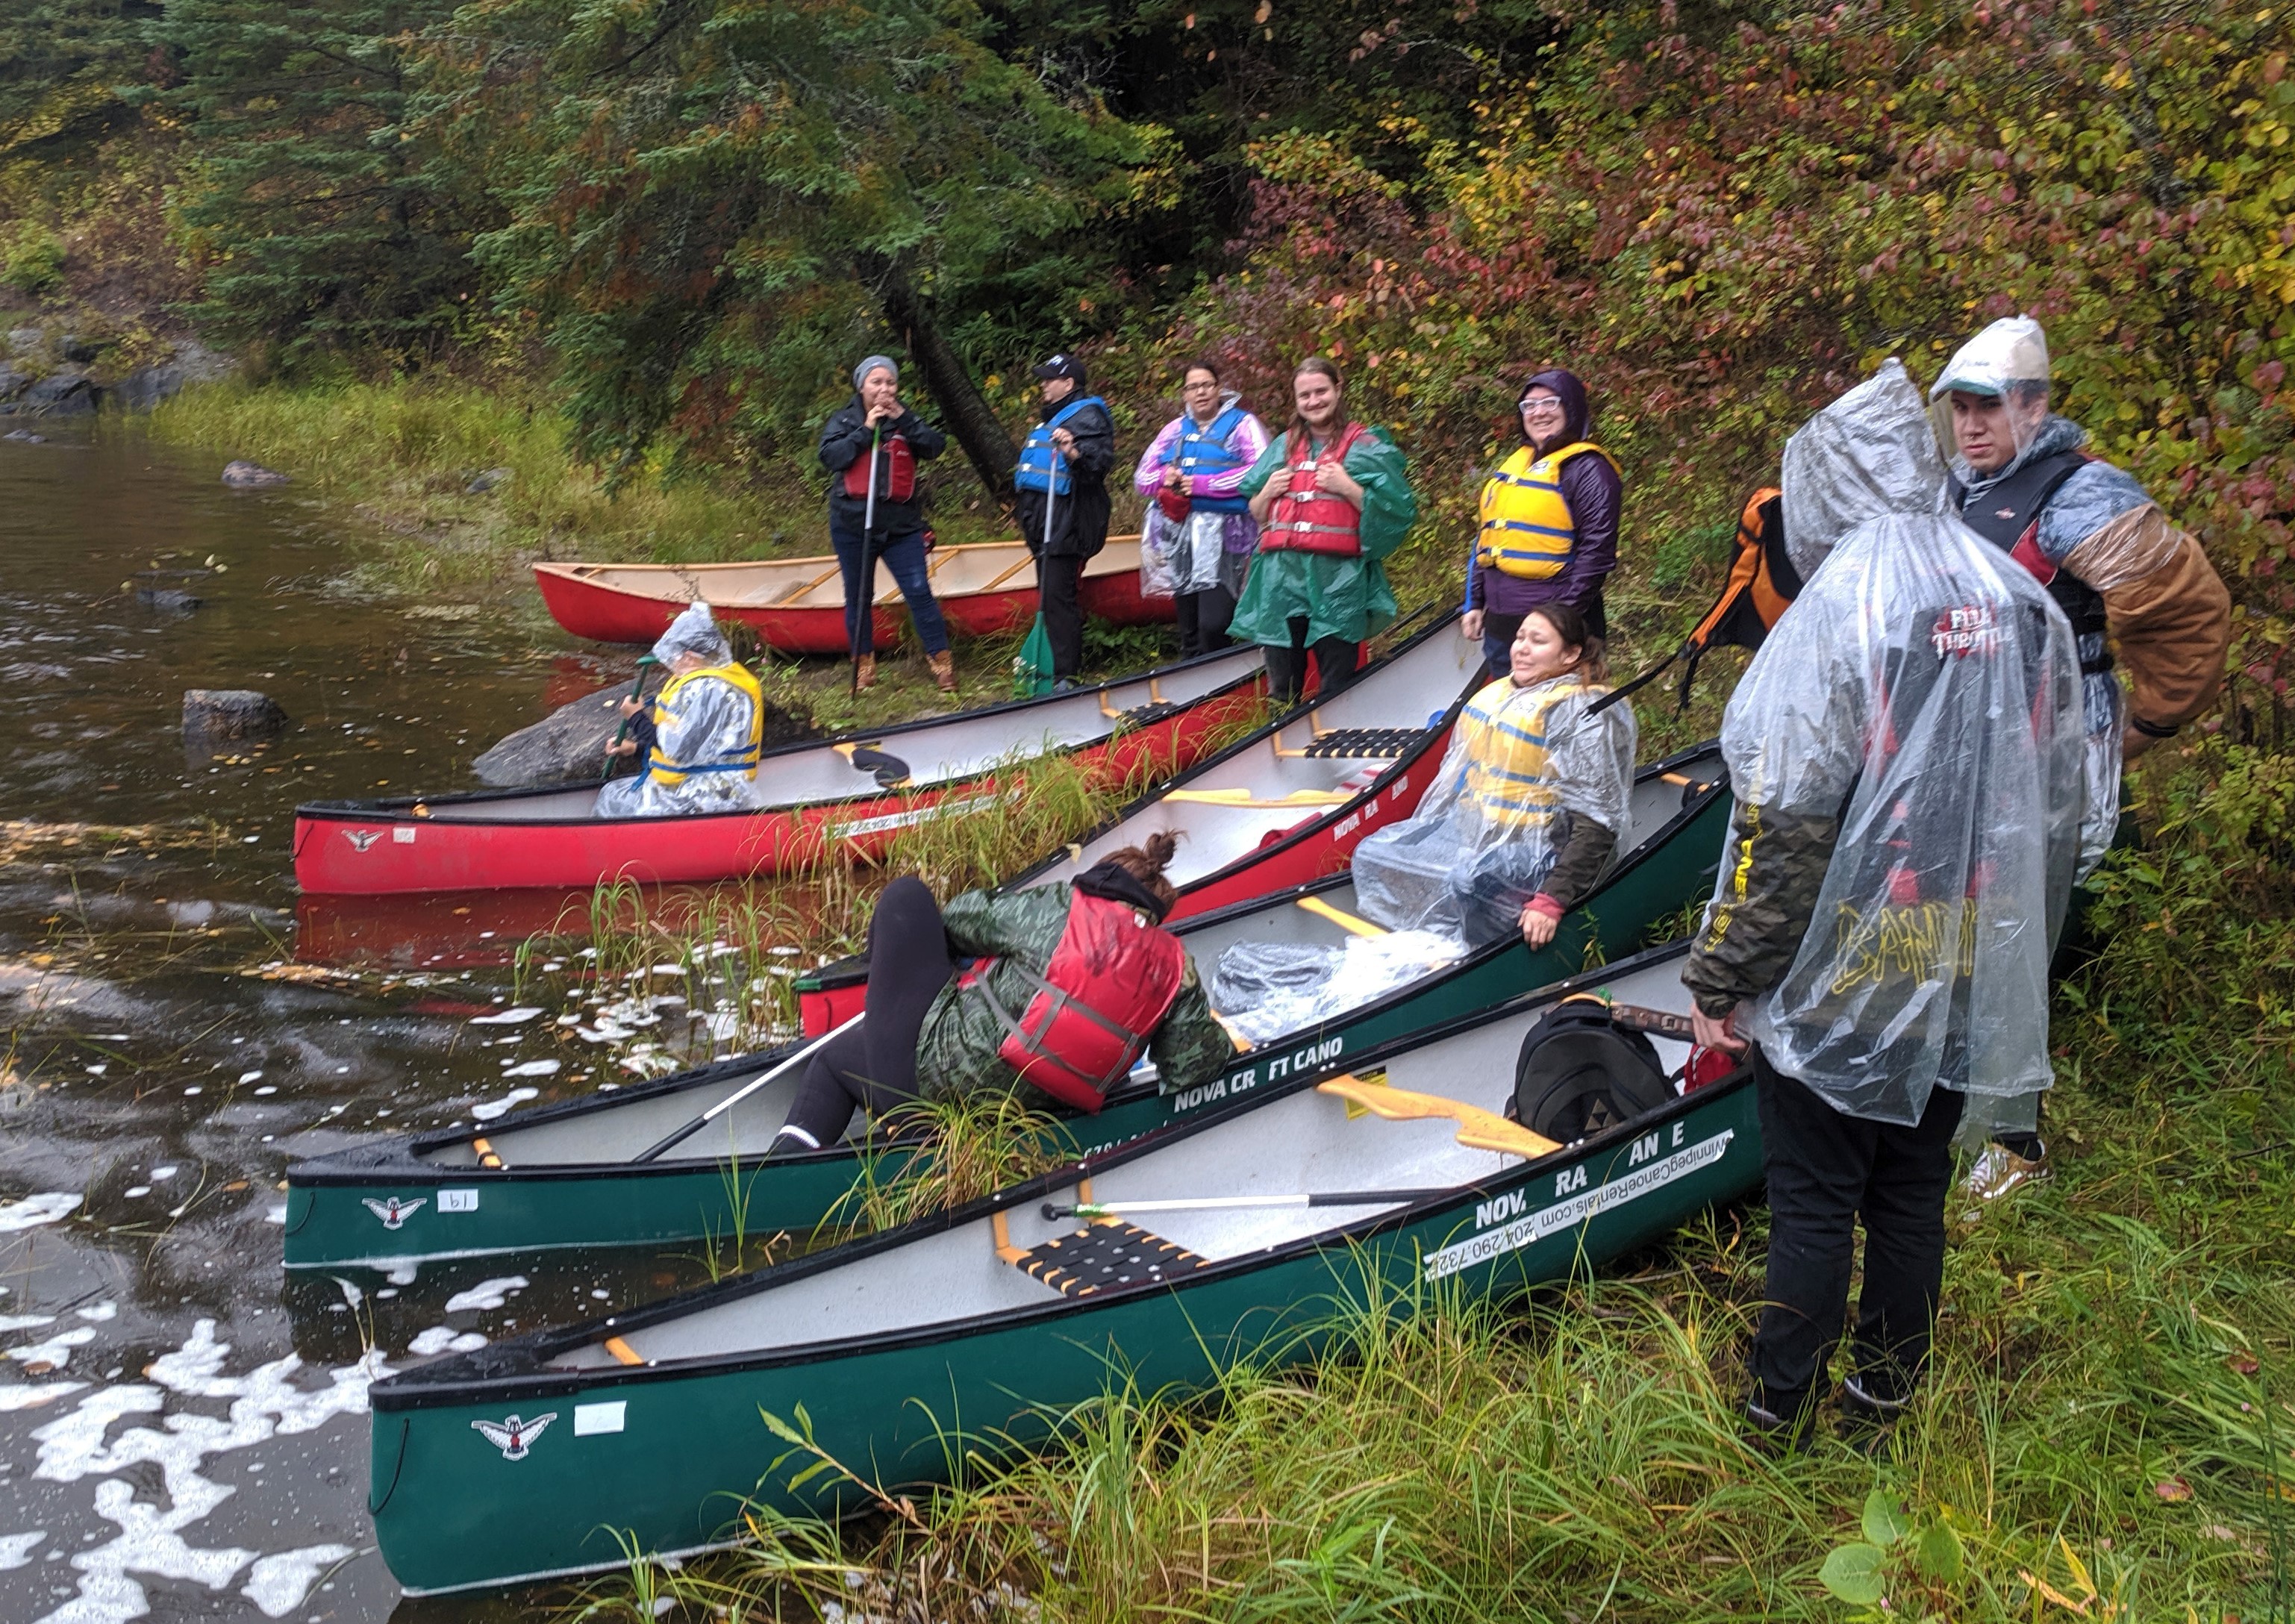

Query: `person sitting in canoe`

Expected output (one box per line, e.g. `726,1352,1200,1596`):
1352,600,1637,949
596,602,769,818
1211,604,1636,1042
766,832,1234,1154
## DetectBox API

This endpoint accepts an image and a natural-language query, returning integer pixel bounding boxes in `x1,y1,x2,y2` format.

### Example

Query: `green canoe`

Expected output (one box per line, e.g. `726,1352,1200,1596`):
367,938,1758,1594
284,743,1727,1267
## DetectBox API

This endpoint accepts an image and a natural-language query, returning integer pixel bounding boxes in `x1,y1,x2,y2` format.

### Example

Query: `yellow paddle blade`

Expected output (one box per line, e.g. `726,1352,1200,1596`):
1294,894,1387,937
1164,787,1358,808
1317,1075,1562,1161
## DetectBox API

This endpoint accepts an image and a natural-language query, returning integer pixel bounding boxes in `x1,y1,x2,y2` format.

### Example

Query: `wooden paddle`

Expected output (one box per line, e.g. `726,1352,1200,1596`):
1317,1073,1562,1160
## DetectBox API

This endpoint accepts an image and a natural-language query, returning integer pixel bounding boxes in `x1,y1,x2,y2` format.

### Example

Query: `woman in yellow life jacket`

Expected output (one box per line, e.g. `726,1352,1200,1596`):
595,602,768,817
1463,369,1623,677
1354,601,1637,948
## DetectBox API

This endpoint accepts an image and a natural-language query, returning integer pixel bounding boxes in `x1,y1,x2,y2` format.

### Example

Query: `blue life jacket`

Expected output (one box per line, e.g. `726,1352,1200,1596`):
1172,405,1251,514
1014,396,1106,496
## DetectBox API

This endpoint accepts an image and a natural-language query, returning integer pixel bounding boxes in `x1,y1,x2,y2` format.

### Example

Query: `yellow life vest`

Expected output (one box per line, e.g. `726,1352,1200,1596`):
1455,675,1607,834
646,662,766,787
1474,440,1618,581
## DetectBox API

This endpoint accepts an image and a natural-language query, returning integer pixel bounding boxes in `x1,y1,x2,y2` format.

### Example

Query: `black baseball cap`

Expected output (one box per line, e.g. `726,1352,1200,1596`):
1032,353,1087,385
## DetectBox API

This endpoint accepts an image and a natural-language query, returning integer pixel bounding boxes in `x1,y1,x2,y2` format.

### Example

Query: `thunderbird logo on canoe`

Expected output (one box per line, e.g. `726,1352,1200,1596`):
343,829,382,852
363,1196,426,1229
472,1413,555,1461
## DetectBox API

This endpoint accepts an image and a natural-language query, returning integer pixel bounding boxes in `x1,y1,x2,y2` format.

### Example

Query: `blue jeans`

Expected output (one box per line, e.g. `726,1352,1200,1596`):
830,522,949,656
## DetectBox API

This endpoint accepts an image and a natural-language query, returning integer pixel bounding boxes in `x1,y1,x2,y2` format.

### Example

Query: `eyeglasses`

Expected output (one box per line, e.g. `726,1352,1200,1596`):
1520,399,1564,416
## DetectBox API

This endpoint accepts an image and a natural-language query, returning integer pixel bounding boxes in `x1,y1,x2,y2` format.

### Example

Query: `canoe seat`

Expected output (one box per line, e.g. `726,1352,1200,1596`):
1008,1220,1208,1298
1295,727,1420,759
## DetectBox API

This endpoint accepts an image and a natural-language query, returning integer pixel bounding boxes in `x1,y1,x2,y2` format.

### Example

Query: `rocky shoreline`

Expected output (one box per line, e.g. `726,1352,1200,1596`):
0,326,234,416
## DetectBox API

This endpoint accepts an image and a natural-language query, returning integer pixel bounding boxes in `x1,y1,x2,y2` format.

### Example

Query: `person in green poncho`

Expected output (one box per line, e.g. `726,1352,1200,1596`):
1233,356,1420,701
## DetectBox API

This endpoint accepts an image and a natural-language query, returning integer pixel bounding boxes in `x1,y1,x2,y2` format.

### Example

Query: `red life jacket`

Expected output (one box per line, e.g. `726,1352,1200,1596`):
842,433,917,504
1261,424,1369,558
965,890,1187,1112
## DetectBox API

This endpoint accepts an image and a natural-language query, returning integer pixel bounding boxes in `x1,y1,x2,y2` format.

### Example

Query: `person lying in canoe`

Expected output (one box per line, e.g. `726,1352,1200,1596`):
767,833,1235,1154
595,602,769,818
1210,602,1636,1042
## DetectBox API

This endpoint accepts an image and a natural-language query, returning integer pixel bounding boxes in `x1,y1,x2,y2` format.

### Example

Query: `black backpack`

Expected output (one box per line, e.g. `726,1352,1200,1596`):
1511,996,1676,1142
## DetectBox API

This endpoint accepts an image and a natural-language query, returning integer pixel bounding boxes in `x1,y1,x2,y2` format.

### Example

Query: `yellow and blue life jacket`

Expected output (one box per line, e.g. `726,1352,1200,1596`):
1474,440,1617,581
1014,396,1106,497
1455,676,1605,834
646,663,767,787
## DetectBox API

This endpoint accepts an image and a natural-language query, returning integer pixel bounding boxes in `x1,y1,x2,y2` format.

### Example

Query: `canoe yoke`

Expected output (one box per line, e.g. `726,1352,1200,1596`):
1274,725,1423,761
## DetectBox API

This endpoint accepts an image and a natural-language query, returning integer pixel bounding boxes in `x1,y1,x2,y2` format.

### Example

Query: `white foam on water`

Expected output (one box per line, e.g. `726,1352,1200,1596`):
240,1544,355,1617
0,1381,84,1411
406,1326,487,1357
236,1070,262,1085
0,1529,46,1567
28,1320,388,1624
8,1326,96,1369
0,1192,81,1231
261,1203,285,1225
443,1275,527,1314
0,1312,56,1332
77,1304,116,1322
384,1262,417,1287
470,1087,540,1122
501,1059,559,1078
468,1006,543,1025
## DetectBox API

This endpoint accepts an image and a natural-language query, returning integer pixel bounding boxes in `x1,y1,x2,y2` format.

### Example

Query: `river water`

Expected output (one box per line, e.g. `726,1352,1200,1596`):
0,422,748,1623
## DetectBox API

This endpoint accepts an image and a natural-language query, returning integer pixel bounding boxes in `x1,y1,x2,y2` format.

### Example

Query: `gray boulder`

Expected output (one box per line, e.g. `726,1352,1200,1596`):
472,679,818,789
6,328,39,355
465,466,511,494
0,366,27,404
184,690,290,743
22,372,96,415
58,334,100,364
221,460,288,487
139,588,202,613
3,428,43,443
111,341,238,412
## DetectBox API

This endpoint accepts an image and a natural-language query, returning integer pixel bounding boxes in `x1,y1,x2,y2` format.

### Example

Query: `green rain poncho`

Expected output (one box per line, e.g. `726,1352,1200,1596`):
1230,425,1418,647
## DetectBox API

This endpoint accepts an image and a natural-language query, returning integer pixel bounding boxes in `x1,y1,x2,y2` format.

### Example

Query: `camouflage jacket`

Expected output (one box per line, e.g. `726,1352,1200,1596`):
914,883,1235,1103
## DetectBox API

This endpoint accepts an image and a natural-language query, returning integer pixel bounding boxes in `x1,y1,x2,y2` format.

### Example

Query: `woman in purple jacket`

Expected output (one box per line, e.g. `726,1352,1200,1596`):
1133,360,1273,658
1462,368,1623,677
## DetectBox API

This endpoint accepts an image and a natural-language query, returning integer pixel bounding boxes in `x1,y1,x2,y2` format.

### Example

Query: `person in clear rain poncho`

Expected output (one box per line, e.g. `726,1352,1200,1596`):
1211,602,1635,1046
596,602,769,818
1681,360,2086,1446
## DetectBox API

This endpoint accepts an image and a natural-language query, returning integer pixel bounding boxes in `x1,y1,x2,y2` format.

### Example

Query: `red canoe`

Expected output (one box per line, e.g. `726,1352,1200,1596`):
534,537,1165,653
796,610,1486,1033
292,645,1265,896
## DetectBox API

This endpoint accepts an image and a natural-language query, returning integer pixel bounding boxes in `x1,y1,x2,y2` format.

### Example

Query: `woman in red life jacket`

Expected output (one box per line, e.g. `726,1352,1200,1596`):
766,832,1237,1155
1231,357,1420,702
817,355,955,693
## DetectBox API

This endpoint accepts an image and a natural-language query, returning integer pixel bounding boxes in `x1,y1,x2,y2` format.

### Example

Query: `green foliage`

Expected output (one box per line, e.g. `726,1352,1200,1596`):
1818,1489,1966,1611
1,220,63,292
150,0,494,366
0,0,153,158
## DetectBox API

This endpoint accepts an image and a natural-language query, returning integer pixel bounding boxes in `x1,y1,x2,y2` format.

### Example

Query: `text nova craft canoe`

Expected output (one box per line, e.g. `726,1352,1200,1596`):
534,537,1167,653
281,741,1725,1267
291,643,1264,896
366,940,1758,1594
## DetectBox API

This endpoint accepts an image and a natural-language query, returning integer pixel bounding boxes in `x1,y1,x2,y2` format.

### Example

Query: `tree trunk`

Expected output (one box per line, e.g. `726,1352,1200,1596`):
866,259,1018,503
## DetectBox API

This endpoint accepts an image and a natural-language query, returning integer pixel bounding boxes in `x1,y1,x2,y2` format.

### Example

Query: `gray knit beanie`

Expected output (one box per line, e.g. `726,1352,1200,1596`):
853,355,899,393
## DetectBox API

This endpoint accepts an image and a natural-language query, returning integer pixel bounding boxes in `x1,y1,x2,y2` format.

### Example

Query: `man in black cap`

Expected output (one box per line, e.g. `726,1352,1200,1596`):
1013,354,1116,689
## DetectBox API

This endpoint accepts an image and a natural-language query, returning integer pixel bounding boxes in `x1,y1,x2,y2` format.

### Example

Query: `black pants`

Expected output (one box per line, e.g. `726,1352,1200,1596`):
775,877,956,1149
1748,1048,1964,1422
1264,616,1361,705
1175,584,1235,659
1037,554,1085,680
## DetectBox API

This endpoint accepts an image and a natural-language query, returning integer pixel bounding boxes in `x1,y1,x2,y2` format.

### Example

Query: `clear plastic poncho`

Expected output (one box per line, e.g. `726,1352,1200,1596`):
1353,672,1638,945
1722,361,2087,1125
596,604,765,817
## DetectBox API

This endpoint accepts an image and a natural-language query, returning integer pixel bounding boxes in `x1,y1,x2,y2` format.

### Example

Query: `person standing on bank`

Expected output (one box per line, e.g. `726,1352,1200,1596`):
1234,357,1420,702
1012,354,1116,692
1681,360,2085,1447
817,355,956,694
1463,369,1622,679
1134,361,1272,658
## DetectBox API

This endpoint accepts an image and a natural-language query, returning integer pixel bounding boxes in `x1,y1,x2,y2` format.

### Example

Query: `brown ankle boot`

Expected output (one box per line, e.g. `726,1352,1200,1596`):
926,649,957,693
852,653,876,693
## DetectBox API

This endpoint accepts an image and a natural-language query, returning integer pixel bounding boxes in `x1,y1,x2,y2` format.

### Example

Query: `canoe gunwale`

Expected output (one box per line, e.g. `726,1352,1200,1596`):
288,743,1723,1200
293,643,1264,829
369,937,1739,1412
